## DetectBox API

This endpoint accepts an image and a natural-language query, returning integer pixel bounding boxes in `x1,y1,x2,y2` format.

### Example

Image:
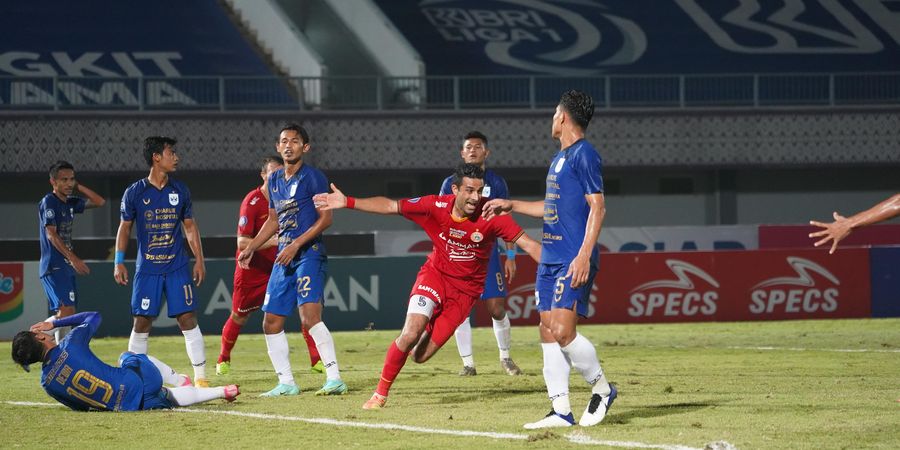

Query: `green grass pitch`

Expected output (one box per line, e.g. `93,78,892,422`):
2,318,898,449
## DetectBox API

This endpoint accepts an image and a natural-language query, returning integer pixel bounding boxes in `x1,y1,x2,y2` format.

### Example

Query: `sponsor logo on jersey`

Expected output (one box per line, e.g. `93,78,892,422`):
435,201,448,208
749,257,840,314
628,259,720,318
238,216,248,227
449,228,467,239
543,204,559,225
408,197,421,203
417,284,441,302
144,210,154,222
143,198,151,205
45,208,55,220
250,196,259,206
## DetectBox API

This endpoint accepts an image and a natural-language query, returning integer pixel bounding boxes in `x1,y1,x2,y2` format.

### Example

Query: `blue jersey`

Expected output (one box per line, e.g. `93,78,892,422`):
267,164,329,257
439,168,509,201
40,312,144,411
542,139,604,265
120,178,193,275
39,193,86,277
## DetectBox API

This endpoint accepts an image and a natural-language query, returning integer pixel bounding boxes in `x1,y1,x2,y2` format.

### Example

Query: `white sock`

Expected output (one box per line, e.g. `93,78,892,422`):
455,317,475,367
147,355,183,386
166,386,225,406
492,315,511,360
264,331,295,385
182,326,207,380
541,342,571,415
308,322,341,381
560,333,610,396
129,331,149,354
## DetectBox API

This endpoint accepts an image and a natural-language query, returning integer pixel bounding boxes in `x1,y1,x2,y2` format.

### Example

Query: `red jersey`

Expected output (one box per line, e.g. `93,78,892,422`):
234,187,277,287
399,194,524,297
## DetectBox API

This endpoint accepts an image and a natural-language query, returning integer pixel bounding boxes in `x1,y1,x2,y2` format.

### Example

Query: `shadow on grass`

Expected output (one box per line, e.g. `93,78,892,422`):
605,401,721,425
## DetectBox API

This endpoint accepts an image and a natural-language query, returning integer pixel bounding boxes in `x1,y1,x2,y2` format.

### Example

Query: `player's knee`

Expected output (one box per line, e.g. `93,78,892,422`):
175,313,197,330
549,324,575,346
396,331,421,351
230,311,249,325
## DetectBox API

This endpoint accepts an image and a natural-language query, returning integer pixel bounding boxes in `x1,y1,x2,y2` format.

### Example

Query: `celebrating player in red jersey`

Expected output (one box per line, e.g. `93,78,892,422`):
217,155,322,376
314,163,542,409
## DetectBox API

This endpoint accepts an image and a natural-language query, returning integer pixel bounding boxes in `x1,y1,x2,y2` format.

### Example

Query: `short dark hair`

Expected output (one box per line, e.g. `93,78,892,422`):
279,124,310,145
260,155,284,172
49,160,75,179
559,90,595,130
143,136,177,167
451,163,485,188
12,331,44,372
463,131,488,147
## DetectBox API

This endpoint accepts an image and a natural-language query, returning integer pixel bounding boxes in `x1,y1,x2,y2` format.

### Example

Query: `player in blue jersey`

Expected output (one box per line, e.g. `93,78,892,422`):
237,124,346,397
39,161,106,343
439,131,522,377
114,137,210,387
483,90,615,429
12,311,239,411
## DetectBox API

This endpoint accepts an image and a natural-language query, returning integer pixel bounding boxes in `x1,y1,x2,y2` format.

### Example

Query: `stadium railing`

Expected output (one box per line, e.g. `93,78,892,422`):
1,72,898,111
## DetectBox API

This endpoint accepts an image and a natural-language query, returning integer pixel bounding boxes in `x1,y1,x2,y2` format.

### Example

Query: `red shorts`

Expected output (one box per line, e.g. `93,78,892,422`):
233,282,267,315
408,265,478,349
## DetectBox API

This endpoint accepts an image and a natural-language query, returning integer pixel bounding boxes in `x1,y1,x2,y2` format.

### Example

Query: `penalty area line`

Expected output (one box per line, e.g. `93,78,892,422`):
3,401,702,449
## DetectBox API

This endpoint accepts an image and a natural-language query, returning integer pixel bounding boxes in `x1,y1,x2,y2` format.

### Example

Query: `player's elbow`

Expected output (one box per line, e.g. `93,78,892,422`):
94,198,107,207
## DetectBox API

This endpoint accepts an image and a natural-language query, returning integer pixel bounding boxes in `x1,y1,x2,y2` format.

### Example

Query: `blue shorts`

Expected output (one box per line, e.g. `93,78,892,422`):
40,268,77,312
263,254,327,317
118,352,172,410
535,262,598,317
131,265,196,318
481,246,507,300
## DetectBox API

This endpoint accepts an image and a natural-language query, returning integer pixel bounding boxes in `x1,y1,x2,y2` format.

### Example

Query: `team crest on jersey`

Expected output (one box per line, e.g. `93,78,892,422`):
69,291,75,302
554,158,566,173
239,216,248,227
44,209,55,220
289,183,297,197
471,231,484,243
168,193,179,206
483,185,492,198
141,297,150,310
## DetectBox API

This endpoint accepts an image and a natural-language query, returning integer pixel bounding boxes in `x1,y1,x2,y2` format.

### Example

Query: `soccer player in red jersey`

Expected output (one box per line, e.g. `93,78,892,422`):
314,163,542,409
217,155,322,376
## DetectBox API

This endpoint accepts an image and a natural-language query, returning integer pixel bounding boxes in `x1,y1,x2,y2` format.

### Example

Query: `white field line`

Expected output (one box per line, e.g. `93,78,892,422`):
646,345,900,353
4,401,702,450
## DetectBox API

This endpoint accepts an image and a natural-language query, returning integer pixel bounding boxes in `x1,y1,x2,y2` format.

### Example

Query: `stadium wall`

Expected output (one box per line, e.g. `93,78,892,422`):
3,247,898,339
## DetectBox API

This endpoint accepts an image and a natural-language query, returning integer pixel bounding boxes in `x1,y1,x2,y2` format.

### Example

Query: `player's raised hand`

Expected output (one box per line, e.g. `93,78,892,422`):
237,248,254,270
482,198,512,220
809,211,851,254
114,263,129,285
193,260,206,286
30,321,54,333
313,183,347,210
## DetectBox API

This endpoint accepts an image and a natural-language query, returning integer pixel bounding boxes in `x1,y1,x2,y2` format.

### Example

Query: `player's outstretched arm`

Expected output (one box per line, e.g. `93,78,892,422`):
809,193,900,254
76,183,106,209
45,225,90,275
183,218,206,286
114,220,133,285
514,232,542,263
314,183,399,214
238,210,279,269
482,199,544,219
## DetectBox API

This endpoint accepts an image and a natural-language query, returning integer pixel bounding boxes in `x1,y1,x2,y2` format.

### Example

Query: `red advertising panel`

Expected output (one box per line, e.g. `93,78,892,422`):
759,224,900,249
478,249,871,326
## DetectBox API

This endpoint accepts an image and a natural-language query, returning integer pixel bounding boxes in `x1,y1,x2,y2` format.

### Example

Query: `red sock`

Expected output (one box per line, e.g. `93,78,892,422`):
302,326,321,366
376,341,409,397
219,317,243,363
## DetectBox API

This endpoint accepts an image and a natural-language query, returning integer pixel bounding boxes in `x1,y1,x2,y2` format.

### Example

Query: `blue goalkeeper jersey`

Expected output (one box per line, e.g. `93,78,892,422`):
541,139,603,265
267,164,328,257
120,178,193,274
40,312,144,411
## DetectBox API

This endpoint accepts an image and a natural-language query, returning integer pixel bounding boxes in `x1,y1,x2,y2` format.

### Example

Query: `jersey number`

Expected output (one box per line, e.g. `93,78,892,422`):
297,276,312,298
66,369,113,409
183,284,194,305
